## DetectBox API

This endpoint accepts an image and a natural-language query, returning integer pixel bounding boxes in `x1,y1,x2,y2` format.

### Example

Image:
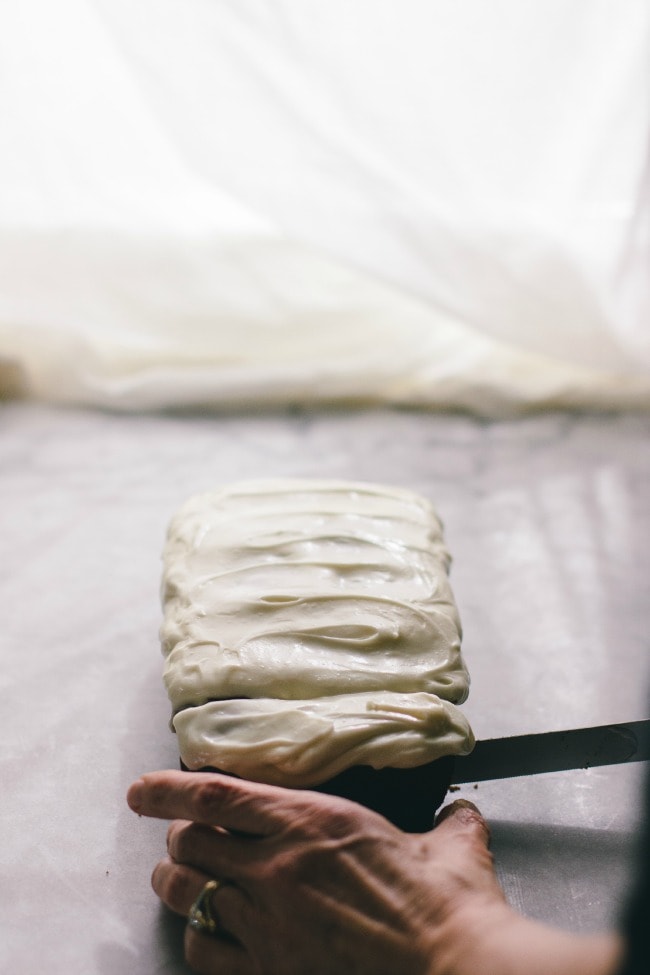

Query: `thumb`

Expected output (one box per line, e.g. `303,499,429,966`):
433,798,491,849
432,801,507,910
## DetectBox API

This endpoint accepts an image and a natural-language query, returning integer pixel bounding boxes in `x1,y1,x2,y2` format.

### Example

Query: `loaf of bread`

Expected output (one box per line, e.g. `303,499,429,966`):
160,479,473,826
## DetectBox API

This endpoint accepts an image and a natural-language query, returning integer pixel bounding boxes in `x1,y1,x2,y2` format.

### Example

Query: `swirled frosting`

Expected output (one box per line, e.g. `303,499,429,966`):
173,692,473,787
161,479,472,783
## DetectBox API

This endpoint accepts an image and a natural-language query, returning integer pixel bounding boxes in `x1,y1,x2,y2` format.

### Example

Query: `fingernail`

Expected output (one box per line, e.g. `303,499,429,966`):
127,780,144,812
436,797,482,824
449,798,482,814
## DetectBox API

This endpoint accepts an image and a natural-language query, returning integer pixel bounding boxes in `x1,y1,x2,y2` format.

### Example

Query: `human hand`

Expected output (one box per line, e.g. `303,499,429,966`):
127,770,621,975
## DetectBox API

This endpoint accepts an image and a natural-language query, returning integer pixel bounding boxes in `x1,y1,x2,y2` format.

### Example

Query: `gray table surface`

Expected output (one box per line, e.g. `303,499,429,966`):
1,402,648,973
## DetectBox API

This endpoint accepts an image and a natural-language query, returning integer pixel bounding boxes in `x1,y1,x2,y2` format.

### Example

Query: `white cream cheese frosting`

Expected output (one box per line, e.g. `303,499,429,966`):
161,479,472,783
173,692,474,786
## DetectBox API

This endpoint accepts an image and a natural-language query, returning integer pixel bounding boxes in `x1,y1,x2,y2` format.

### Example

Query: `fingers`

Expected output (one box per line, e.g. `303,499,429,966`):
152,856,213,918
151,857,252,975
434,799,491,848
185,924,251,975
152,856,251,927
127,769,308,836
166,819,258,880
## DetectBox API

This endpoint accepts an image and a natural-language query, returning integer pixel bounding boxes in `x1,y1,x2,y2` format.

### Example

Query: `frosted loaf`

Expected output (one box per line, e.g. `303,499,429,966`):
160,480,473,786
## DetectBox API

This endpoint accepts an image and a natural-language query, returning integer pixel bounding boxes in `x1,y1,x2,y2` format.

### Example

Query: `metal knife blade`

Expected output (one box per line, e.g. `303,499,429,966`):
452,719,650,783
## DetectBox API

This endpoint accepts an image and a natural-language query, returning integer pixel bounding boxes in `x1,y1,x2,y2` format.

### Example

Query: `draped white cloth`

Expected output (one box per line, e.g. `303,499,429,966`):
1,0,648,414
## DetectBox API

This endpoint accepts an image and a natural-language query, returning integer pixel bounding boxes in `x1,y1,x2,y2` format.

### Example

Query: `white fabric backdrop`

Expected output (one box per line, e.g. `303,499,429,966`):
0,0,648,414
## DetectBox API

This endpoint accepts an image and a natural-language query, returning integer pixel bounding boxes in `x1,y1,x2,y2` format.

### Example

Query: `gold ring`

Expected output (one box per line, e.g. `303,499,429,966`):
187,879,221,936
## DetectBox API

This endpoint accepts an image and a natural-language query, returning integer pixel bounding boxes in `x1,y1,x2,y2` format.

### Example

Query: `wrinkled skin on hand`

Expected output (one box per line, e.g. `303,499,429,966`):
127,771,621,975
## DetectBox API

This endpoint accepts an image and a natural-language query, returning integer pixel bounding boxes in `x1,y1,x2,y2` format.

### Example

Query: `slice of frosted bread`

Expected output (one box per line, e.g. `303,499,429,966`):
160,479,473,786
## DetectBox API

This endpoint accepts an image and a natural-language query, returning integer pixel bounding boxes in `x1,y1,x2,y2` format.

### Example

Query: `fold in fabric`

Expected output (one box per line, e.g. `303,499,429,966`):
1,1,648,414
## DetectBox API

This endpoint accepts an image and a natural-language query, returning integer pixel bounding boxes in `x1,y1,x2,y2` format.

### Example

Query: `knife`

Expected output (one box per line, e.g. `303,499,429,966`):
452,719,650,783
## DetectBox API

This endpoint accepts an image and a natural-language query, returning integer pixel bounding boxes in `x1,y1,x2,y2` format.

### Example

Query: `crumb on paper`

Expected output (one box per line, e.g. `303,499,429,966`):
449,784,461,792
